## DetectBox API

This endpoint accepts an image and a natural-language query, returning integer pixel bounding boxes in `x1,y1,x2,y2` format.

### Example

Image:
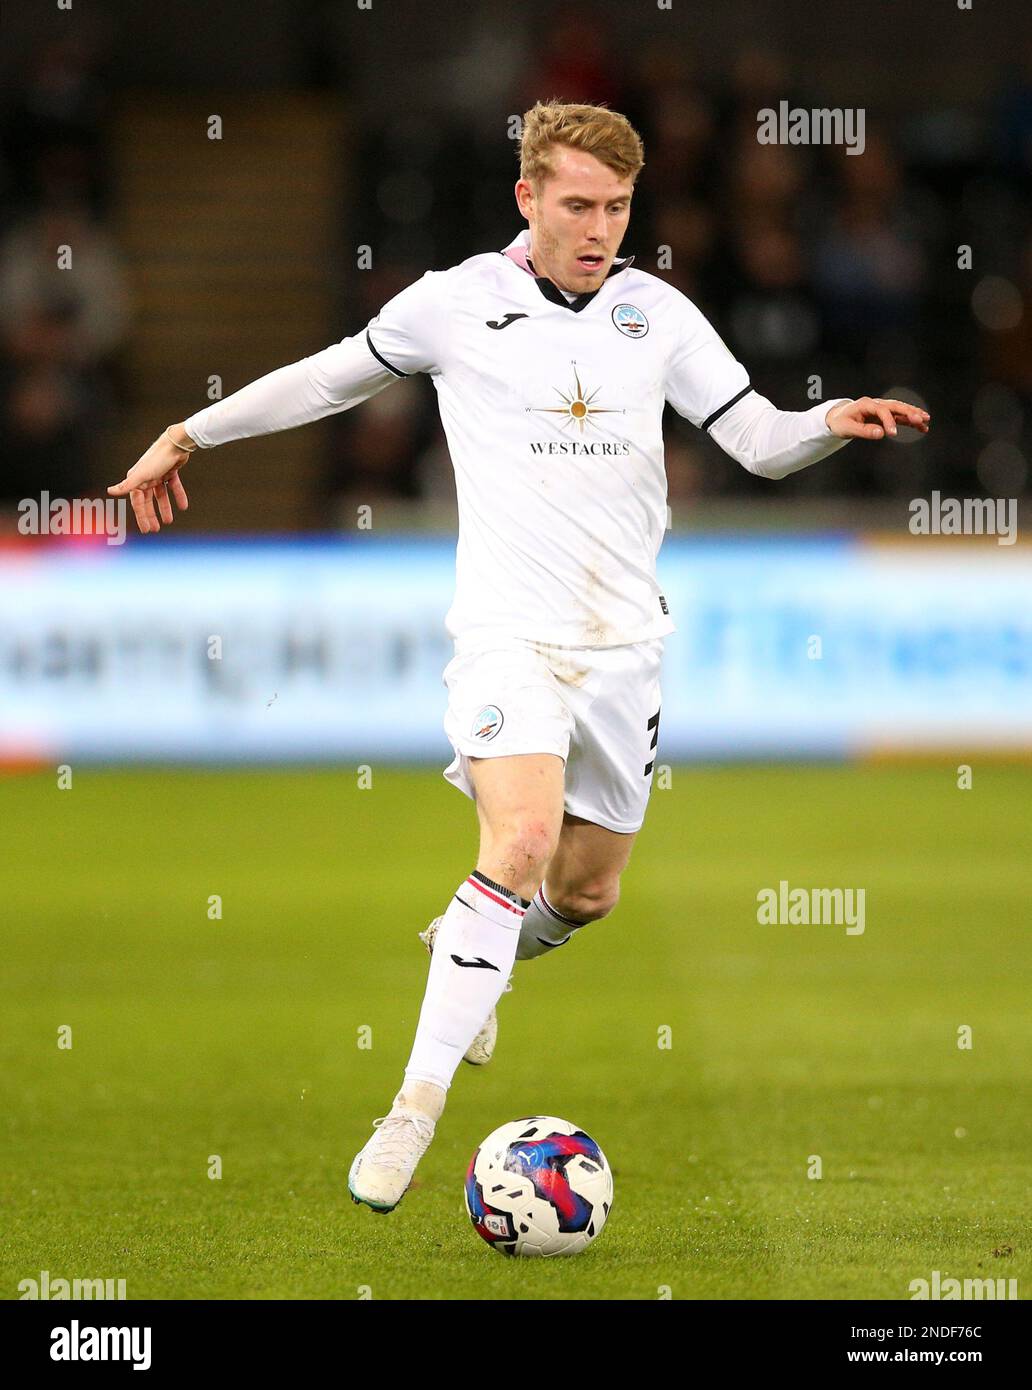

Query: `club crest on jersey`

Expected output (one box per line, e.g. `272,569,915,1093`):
472,705,504,740
612,303,648,338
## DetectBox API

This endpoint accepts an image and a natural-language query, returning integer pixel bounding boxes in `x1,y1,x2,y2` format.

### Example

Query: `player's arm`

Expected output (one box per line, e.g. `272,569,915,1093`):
708,391,930,481
108,269,450,534
664,296,930,481
106,339,398,534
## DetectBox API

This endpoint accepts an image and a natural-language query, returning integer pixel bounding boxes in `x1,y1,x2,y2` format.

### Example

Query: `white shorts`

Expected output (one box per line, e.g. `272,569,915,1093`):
442,635,664,835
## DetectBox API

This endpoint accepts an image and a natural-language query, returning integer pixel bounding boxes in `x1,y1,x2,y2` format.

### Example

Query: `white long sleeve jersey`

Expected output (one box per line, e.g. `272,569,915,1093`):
185,229,851,648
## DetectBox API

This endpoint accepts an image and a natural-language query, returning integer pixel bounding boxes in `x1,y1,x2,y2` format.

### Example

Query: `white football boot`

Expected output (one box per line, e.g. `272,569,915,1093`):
418,915,511,1066
348,1108,436,1213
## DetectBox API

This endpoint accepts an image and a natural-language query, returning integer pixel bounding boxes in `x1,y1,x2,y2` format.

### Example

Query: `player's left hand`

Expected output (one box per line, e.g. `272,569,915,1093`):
826,397,930,440
107,432,191,533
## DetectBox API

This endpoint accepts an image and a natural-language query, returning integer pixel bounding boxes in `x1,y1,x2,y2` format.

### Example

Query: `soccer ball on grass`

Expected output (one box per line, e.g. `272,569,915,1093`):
464,1115,613,1256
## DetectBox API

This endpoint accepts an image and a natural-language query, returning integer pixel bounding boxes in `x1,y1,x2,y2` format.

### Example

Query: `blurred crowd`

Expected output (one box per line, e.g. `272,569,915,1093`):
2,13,1031,522
0,34,128,510
332,27,1032,512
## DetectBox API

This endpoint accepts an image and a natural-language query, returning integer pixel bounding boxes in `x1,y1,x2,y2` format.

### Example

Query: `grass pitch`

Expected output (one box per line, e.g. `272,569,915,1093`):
1,764,1029,1300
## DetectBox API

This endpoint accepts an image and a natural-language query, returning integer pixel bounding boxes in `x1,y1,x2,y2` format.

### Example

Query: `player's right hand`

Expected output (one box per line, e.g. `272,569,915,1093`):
107,434,191,533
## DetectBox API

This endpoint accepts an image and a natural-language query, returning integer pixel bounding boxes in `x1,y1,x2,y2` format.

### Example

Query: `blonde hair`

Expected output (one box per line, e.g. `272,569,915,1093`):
519,99,645,190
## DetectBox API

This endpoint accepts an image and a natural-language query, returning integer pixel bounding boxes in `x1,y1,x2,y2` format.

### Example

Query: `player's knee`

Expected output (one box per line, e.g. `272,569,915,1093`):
490,818,559,884
550,877,620,924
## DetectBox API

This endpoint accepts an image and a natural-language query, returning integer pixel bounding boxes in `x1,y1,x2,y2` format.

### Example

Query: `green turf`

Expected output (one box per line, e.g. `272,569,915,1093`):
1,765,1029,1300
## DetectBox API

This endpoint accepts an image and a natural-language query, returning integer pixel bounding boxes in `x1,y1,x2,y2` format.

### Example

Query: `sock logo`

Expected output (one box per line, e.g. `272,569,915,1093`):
450,954,501,971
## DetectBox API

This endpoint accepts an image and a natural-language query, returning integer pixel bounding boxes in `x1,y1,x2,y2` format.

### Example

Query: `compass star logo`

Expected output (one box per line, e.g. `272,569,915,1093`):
526,364,624,434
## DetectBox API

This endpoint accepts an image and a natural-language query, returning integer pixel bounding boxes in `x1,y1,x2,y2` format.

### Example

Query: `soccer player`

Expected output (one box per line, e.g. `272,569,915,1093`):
109,100,930,1213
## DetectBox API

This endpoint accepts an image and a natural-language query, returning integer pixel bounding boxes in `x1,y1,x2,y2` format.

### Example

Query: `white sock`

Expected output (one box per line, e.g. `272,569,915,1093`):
404,871,528,1091
516,884,584,960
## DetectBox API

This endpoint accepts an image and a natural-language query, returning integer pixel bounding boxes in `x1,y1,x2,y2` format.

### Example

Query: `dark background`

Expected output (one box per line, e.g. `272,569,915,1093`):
1,0,1029,530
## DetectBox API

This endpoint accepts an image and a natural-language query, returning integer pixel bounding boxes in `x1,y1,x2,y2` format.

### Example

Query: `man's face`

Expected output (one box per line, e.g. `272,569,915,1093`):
515,145,634,294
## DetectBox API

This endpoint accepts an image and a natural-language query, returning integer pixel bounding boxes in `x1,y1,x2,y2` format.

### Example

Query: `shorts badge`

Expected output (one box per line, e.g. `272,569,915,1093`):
471,705,504,740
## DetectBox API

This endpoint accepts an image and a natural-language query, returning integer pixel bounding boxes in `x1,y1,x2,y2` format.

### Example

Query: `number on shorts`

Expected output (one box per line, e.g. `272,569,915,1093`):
644,707,661,777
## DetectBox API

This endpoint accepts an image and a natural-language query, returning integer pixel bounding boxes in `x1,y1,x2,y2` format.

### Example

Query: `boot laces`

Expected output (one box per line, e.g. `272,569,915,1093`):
369,1112,434,1169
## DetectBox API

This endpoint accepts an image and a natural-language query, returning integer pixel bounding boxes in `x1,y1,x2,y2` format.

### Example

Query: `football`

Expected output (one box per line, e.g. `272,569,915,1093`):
464,1116,613,1257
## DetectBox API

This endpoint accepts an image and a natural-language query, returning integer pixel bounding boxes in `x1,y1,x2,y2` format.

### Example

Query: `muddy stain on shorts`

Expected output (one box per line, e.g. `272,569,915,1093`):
528,639,591,689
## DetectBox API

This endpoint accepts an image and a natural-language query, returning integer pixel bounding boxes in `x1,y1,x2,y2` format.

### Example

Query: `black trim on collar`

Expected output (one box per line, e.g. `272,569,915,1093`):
366,329,408,378
534,278,600,313
702,384,754,432
498,248,636,313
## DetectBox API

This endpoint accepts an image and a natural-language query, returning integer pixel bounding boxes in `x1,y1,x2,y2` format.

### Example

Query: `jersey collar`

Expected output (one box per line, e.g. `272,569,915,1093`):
500,229,634,313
